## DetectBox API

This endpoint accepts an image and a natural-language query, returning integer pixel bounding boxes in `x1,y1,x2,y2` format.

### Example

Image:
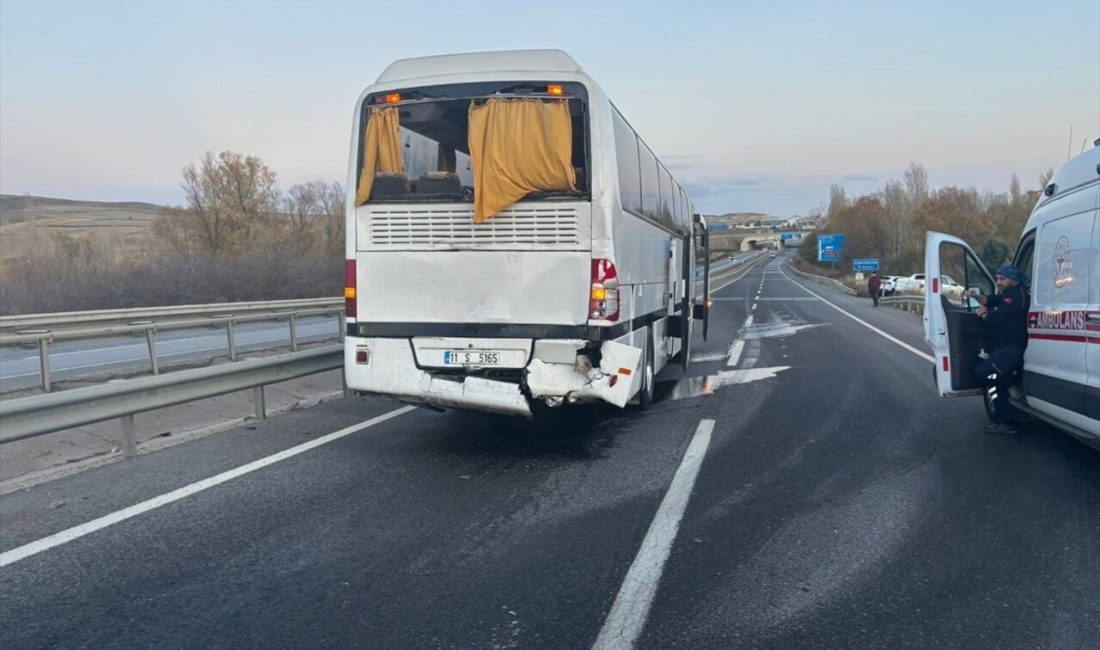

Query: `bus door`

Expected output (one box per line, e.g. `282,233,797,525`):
693,214,711,342
668,237,679,316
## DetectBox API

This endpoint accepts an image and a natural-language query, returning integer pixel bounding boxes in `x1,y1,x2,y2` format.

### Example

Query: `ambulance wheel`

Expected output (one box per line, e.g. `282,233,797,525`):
638,329,655,409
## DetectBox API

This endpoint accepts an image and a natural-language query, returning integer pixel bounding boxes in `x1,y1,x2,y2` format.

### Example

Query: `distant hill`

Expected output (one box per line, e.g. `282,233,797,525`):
707,212,782,225
0,194,165,266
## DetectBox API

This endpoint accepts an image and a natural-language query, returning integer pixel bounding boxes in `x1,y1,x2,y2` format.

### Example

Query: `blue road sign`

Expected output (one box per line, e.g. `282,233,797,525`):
780,233,802,241
853,258,880,272
817,234,845,263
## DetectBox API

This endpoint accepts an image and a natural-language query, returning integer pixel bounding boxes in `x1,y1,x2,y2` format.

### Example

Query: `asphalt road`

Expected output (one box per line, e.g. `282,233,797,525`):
0,316,342,392
1,256,1097,649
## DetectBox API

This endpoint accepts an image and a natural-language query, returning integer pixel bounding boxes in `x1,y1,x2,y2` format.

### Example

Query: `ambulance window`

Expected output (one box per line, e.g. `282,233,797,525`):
939,242,992,311
1013,231,1035,292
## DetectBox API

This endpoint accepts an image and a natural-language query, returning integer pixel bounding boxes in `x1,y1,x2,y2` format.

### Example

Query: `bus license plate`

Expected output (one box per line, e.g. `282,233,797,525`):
444,350,501,366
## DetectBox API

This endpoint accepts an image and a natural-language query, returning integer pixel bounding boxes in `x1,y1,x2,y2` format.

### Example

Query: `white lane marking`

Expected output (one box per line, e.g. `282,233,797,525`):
743,322,827,340
779,266,934,363
710,259,769,294
743,314,754,328
712,365,790,388
751,302,758,312
690,351,728,363
726,340,745,367
0,406,417,568
753,297,818,301
592,419,715,650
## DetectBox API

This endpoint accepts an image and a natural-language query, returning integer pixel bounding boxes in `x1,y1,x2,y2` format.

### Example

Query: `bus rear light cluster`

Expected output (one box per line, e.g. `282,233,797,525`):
345,260,357,319
590,258,620,321
356,346,370,364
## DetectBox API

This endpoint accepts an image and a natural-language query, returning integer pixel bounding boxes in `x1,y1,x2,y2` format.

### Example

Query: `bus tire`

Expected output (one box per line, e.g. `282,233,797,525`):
638,329,655,409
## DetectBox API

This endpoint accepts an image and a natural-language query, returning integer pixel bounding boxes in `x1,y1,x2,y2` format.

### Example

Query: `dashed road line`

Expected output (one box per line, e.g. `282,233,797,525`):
592,418,715,650
726,340,745,367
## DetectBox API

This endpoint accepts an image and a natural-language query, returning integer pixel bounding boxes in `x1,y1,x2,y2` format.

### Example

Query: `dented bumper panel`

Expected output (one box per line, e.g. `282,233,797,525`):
345,338,532,417
346,336,645,415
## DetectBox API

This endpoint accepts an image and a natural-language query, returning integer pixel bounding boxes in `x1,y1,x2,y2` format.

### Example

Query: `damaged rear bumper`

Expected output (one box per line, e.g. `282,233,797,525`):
344,336,643,417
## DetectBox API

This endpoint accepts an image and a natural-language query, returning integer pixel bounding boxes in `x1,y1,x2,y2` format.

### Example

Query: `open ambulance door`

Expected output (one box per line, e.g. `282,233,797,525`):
923,231,997,397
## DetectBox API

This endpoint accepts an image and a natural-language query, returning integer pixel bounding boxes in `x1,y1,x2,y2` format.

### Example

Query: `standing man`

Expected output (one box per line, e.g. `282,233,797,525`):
867,271,882,307
964,266,1030,434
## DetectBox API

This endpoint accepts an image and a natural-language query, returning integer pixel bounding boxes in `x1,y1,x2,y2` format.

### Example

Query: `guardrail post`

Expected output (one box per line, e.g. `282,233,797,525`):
120,414,137,459
145,327,160,375
226,321,237,361
289,314,298,352
253,385,266,420
339,313,346,341
38,338,52,393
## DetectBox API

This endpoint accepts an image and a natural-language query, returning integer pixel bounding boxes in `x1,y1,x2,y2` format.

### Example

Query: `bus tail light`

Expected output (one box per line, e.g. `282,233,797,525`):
345,259,357,319
590,259,620,322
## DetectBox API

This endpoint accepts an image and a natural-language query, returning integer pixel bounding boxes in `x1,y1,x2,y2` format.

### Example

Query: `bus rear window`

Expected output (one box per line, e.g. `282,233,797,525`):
356,82,589,205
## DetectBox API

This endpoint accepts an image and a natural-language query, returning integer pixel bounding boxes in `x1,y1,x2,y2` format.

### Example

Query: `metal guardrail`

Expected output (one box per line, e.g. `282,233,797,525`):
0,346,344,455
880,295,924,314
785,262,858,295
1,299,345,392
0,297,341,331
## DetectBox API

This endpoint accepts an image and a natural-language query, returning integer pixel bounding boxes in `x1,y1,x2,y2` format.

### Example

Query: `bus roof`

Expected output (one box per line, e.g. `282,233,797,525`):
376,49,585,84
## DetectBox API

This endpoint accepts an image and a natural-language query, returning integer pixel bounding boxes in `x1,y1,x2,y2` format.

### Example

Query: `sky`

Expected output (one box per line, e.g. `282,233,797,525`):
1,0,1098,216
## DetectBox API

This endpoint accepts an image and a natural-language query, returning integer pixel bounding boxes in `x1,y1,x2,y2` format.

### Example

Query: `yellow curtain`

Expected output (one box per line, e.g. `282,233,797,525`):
354,106,404,206
468,98,576,223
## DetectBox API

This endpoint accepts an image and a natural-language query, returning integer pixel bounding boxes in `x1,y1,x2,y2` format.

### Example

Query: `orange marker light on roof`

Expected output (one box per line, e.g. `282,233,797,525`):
384,93,401,104
547,84,564,96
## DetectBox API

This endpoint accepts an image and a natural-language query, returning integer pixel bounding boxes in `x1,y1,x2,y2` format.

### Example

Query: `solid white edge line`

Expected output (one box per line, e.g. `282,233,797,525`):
592,418,715,650
779,265,934,363
0,405,417,568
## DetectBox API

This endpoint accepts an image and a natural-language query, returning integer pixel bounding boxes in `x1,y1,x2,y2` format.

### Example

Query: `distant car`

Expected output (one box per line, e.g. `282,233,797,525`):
896,273,960,294
894,273,926,293
880,275,900,295
769,251,777,258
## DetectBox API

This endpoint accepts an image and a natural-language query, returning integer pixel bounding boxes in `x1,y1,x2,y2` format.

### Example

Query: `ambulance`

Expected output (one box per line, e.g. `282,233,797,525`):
924,144,1099,448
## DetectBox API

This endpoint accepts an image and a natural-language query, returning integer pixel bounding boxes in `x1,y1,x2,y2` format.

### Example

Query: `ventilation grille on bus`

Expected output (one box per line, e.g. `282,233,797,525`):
368,206,581,249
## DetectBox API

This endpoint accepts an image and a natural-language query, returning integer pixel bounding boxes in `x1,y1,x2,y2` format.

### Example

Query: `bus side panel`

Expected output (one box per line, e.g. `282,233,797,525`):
610,210,678,371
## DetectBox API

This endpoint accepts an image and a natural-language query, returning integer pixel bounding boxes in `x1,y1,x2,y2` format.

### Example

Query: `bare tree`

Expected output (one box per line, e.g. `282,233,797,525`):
282,181,324,255
825,184,849,225
319,182,346,257
153,151,280,258
1008,174,1022,205
279,180,346,257
903,163,929,205
881,180,909,259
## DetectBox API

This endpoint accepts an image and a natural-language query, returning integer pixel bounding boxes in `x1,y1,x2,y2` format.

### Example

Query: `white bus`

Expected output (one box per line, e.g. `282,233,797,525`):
344,49,711,417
